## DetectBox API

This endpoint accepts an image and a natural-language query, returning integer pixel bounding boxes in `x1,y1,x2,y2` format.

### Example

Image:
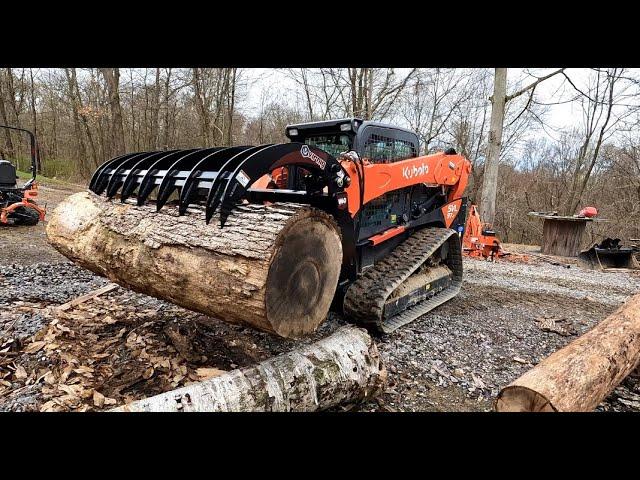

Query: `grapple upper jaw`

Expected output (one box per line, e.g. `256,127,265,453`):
88,142,348,227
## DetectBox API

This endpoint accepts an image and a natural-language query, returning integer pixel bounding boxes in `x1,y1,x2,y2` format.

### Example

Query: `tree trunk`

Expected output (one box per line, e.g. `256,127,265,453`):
28,69,41,173
479,68,507,226
99,68,126,156
45,192,343,338
0,73,14,157
65,68,88,172
111,325,386,412
151,68,161,149
495,293,640,412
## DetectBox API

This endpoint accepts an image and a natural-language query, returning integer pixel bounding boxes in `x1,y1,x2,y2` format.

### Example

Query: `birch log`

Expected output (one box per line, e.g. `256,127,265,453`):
45,192,343,338
111,326,386,412
495,293,640,412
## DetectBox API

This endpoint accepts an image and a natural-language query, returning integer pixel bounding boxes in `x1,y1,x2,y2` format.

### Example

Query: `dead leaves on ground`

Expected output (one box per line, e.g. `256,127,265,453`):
0,293,234,412
536,316,577,337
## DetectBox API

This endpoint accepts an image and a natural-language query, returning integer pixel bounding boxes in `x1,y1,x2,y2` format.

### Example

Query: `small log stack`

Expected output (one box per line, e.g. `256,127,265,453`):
46,192,343,338
111,325,386,412
496,293,640,412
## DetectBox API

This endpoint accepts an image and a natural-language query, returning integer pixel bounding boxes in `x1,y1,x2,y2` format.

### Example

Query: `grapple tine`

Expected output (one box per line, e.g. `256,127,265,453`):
120,150,180,202
136,149,199,206
205,145,273,224
89,153,128,192
155,148,223,211
178,146,251,215
214,143,337,226
91,152,149,195
106,151,161,198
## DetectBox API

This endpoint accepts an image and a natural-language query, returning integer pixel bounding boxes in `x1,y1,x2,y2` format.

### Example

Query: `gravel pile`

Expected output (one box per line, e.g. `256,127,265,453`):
0,262,109,341
359,258,640,411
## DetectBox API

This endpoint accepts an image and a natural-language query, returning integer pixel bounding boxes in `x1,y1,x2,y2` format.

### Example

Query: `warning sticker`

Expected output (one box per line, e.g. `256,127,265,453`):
236,170,251,187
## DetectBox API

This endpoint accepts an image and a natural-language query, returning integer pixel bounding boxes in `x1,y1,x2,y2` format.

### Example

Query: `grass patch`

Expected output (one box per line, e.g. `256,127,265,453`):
16,170,84,189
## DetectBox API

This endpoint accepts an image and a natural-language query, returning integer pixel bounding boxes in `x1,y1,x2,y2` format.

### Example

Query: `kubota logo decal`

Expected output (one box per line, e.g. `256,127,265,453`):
402,163,429,179
301,145,326,170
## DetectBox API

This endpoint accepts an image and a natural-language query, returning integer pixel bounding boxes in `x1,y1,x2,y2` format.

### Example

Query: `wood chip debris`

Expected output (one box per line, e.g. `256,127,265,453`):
0,289,265,412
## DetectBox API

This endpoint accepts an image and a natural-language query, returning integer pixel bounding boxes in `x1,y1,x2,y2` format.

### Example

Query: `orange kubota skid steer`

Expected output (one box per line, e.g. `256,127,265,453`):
88,118,472,333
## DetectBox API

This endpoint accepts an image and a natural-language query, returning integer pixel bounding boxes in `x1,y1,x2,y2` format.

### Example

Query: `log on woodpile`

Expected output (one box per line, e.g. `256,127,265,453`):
46,191,343,338
495,293,640,412
111,325,386,412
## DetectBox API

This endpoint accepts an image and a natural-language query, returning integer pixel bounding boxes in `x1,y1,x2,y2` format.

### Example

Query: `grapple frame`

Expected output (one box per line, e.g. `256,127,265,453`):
89,143,351,227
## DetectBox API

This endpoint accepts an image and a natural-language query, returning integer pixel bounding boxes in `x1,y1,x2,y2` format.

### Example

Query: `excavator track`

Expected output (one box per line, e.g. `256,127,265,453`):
343,227,463,334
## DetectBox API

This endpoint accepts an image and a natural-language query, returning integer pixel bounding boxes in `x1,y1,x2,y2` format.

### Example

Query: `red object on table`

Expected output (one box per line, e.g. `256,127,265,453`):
578,206,598,218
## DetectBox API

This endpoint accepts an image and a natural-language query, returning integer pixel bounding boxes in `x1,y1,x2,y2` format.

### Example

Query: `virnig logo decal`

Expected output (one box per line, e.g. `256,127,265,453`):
300,145,326,170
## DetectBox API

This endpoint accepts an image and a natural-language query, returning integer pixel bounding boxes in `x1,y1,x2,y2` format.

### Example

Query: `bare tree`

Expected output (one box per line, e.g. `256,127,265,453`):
563,68,628,214
98,68,126,156
479,68,565,225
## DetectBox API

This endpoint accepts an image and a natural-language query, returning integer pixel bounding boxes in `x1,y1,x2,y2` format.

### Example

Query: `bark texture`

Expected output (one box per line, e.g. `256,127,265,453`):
495,293,640,412
111,325,386,412
541,218,587,257
46,192,343,338
479,67,507,226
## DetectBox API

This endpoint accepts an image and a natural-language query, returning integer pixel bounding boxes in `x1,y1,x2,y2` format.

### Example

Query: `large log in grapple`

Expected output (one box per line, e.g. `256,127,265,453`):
47,118,472,337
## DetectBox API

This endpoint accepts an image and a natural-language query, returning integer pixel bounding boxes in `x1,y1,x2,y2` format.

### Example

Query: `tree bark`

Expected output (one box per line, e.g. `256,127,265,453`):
45,192,343,338
479,68,507,226
0,71,15,157
111,325,386,412
495,293,640,412
99,68,126,156
541,218,587,257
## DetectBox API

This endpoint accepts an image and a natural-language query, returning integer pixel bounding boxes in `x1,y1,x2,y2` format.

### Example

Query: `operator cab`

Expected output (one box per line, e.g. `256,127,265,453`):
285,117,419,163
281,118,420,192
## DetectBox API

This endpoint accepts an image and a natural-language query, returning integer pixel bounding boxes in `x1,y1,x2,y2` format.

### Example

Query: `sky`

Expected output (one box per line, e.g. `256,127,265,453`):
239,68,599,142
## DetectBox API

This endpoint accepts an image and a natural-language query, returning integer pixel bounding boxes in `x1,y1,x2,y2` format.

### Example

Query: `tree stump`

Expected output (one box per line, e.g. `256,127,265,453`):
528,213,594,257
46,192,343,338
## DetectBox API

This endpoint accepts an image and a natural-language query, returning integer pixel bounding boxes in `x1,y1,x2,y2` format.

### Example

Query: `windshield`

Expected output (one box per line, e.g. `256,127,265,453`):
304,134,352,157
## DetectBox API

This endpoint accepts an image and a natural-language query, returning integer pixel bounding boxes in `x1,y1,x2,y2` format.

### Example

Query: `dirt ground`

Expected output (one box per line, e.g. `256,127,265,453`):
1,182,639,412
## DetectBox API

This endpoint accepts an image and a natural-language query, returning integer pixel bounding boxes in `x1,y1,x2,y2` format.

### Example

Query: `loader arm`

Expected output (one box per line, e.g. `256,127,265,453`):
341,151,471,217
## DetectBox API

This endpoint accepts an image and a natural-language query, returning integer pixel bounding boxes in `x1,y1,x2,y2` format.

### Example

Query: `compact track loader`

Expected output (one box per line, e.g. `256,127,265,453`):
86,118,472,334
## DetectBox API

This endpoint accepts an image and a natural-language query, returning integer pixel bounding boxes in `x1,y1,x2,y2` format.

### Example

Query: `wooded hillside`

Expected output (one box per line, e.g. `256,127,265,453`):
1,67,639,244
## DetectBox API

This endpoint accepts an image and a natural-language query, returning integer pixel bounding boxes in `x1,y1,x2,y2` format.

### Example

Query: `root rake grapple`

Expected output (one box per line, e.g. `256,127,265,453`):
88,118,472,334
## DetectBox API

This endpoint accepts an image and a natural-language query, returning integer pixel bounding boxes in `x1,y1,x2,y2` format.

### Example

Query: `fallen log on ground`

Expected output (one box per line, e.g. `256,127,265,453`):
495,293,640,412
111,325,386,412
46,192,343,338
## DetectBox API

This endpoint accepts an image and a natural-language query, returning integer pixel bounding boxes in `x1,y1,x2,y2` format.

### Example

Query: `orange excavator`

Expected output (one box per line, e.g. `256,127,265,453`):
462,203,508,260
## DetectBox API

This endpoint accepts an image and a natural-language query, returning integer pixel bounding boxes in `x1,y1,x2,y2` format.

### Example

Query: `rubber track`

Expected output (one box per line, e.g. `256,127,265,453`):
343,227,463,333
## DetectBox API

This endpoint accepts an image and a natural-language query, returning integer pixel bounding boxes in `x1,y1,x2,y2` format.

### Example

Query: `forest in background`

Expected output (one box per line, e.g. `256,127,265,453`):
1,67,639,246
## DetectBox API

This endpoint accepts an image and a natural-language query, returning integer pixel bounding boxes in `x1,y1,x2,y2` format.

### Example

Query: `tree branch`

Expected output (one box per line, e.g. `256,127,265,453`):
505,68,565,103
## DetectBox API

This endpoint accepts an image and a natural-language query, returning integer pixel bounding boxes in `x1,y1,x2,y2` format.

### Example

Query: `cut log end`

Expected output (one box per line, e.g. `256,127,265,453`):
266,211,342,338
495,386,556,412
